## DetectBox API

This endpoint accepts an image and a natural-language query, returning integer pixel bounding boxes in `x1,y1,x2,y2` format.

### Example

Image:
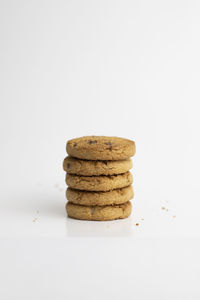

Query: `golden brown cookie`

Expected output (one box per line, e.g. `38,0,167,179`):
65,171,133,191
63,156,133,176
66,201,132,221
66,186,134,206
66,136,135,160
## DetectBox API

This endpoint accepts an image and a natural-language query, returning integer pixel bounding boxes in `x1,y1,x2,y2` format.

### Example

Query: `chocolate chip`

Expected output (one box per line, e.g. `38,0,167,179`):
67,163,70,169
73,143,77,147
105,142,112,146
88,140,97,144
105,142,112,151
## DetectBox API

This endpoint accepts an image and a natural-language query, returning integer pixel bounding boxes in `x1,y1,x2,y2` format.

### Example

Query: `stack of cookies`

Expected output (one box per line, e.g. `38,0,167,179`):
63,136,136,221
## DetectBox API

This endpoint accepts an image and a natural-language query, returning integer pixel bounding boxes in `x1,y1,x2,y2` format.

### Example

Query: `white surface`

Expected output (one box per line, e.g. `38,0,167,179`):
1,238,200,300
1,0,200,299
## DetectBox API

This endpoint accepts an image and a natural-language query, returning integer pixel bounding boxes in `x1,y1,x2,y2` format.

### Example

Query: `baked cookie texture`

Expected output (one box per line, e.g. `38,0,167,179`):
66,186,134,206
63,156,133,176
64,135,135,221
66,136,136,160
66,171,133,191
66,201,132,221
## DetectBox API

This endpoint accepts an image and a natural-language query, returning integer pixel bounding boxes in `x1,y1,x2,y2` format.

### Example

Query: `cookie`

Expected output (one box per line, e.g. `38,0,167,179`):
66,136,136,160
63,156,132,176
66,201,132,221
66,186,134,206
65,171,133,191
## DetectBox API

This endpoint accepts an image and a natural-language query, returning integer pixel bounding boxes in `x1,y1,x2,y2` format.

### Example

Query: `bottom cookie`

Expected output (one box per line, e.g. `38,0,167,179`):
66,201,132,221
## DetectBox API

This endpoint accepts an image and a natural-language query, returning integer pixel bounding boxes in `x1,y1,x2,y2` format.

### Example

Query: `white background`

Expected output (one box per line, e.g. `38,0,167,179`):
1,0,200,299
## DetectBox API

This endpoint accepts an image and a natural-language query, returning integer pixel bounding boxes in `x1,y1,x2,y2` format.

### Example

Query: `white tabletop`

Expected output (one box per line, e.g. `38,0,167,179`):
1,179,200,300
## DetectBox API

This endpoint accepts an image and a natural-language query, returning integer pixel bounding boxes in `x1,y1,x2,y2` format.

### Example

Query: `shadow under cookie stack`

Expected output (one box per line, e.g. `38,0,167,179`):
63,136,136,221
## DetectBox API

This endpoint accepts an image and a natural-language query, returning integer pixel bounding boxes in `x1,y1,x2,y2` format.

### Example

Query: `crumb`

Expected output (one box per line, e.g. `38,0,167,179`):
141,218,144,221
54,184,59,188
59,188,63,192
136,223,139,226
33,218,37,222
166,200,169,203
36,210,39,214
173,215,176,218
161,206,169,211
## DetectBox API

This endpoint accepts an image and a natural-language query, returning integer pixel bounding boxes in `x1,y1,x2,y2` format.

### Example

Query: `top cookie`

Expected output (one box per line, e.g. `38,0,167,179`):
66,136,136,160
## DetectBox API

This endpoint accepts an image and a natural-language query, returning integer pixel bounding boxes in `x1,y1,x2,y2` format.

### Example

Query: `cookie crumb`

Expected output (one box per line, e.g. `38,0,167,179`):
161,206,166,210
141,218,144,221
59,188,63,192
54,184,59,188
33,218,37,222
173,215,176,218
36,210,39,214
136,223,139,226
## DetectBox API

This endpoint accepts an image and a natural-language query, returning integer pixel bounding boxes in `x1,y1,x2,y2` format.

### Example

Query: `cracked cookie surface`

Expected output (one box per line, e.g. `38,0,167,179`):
63,156,132,176
65,171,133,191
66,201,132,221
66,186,134,206
66,136,136,160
